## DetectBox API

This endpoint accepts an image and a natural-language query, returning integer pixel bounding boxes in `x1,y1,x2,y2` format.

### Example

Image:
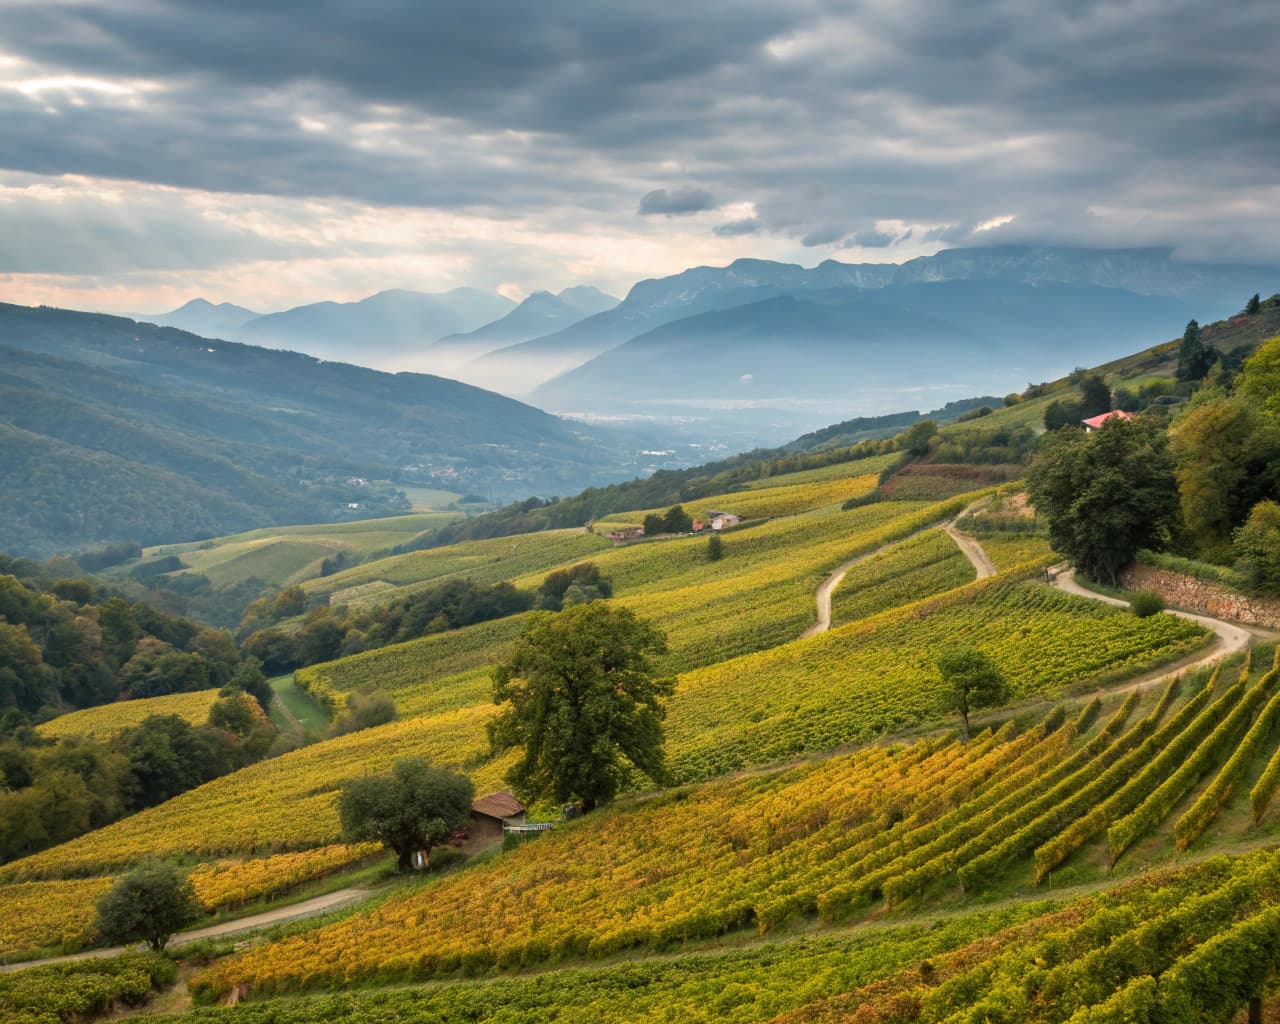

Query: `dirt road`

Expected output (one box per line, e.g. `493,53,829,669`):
0,887,373,974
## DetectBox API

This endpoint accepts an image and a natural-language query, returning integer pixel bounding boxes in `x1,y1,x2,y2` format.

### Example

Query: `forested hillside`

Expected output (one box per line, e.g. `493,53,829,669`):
0,303,637,558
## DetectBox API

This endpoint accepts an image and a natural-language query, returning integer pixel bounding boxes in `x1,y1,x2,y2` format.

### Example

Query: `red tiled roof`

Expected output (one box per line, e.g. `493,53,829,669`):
1081,410,1134,429
472,790,525,819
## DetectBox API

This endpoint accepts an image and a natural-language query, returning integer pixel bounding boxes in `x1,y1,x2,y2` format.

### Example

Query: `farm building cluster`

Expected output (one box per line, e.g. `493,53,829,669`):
605,511,741,543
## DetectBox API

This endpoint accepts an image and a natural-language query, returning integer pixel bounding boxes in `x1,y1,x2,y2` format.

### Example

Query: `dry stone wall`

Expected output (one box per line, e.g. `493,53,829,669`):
1120,563,1280,629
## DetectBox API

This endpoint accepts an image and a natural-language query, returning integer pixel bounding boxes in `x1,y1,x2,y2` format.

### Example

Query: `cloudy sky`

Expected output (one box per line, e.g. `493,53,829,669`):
0,0,1277,314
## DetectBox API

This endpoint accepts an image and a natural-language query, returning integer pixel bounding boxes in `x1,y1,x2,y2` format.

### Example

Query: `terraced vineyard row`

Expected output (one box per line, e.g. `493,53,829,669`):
591,474,879,531
830,529,975,626
664,570,1208,781
192,714,1064,995
26,846,1280,1023
36,688,224,741
4,908,1043,1024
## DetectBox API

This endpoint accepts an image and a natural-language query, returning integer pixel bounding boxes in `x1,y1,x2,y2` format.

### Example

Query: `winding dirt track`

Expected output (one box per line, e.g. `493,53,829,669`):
1049,566,1262,693
804,507,995,640
804,505,1266,702
0,887,373,974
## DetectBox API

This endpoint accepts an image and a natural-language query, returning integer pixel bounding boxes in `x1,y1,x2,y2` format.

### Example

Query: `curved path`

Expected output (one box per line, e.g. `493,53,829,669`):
804,502,996,640
0,887,373,974
1050,566,1261,693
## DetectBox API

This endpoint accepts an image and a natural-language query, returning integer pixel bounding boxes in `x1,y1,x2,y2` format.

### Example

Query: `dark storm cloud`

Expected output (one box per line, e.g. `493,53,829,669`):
849,229,897,249
714,218,763,238
1,0,1279,261
801,225,846,247
638,187,717,216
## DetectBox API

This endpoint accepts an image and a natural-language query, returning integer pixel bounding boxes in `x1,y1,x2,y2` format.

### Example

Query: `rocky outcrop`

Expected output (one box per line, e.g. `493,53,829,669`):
1119,564,1280,629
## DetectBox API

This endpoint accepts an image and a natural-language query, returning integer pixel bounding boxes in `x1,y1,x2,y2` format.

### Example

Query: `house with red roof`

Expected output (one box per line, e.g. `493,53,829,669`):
1082,410,1135,432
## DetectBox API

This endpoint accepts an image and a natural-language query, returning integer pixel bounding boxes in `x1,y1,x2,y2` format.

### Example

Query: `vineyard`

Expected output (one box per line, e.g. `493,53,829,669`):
663,570,1208,781
591,474,879,532
36,689,223,741
829,529,975,626
300,529,611,603
6,422,1280,1024
0,844,382,960
190,656,1280,1003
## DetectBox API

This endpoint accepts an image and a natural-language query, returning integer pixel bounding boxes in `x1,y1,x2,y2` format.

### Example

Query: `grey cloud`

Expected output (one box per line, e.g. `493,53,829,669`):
801,225,846,247
0,187,315,274
850,228,896,249
638,187,717,216
713,218,763,237
0,0,1279,267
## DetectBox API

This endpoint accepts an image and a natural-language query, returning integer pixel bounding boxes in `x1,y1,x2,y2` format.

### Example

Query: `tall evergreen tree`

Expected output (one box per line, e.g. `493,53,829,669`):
1176,320,1215,382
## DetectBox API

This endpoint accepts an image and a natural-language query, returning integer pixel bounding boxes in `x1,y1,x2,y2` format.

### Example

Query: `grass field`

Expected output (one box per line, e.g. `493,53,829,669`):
396,485,464,510
268,674,331,736
134,512,463,589
302,529,612,604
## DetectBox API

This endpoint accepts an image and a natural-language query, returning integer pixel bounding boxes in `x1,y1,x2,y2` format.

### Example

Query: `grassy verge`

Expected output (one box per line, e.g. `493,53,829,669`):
268,675,330,737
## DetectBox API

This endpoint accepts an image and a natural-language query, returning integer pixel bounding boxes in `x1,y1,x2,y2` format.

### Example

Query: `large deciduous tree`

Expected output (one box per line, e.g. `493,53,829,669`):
1169,396,1280,557
1027,416,1178,585
338,757,474,872
489,604,674,812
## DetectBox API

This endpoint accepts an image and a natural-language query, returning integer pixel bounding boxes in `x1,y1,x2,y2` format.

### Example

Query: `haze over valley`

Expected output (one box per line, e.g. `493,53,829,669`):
4,4,1280,1023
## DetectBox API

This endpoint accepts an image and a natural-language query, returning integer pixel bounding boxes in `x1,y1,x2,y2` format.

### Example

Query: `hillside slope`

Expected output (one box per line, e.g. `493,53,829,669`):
0,302,634,557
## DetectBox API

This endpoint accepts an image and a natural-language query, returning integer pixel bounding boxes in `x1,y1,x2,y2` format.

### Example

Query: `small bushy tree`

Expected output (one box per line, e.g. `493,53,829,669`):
937,647,1009,740
706,533,724,562
1130,591,1166,618
95,860,200,950
338,757,474,871
329,689,397,736
536,563,612,611
1235,500,1280,595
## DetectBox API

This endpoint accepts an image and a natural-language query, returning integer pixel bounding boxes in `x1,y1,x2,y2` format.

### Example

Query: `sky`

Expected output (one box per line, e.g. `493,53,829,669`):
0,0,1277,314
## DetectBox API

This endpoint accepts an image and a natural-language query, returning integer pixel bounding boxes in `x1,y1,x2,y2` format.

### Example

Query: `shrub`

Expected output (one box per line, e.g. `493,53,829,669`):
1130,591,1166,618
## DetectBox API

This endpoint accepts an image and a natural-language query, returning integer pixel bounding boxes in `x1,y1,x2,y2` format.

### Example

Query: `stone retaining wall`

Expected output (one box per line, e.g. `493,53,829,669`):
1119,563,1280,629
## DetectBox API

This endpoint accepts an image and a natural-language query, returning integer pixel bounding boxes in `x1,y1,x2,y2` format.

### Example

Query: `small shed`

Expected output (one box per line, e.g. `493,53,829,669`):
1081,410,1134,432
467,790,527,848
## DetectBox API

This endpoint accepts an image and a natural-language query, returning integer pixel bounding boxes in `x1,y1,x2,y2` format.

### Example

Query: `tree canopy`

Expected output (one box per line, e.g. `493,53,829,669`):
937,647,1010,740
1027,416,1178,585
95,860,200,950
489,603,674,812
338,757,474,871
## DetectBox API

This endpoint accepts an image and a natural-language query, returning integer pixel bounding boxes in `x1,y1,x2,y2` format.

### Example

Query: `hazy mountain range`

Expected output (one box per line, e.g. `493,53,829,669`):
126,241,1280,451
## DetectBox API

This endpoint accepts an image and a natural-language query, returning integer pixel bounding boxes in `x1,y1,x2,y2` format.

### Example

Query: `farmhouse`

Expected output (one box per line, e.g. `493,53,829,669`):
467,790,527,848
709,513,742,530
1081,410,1135,432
